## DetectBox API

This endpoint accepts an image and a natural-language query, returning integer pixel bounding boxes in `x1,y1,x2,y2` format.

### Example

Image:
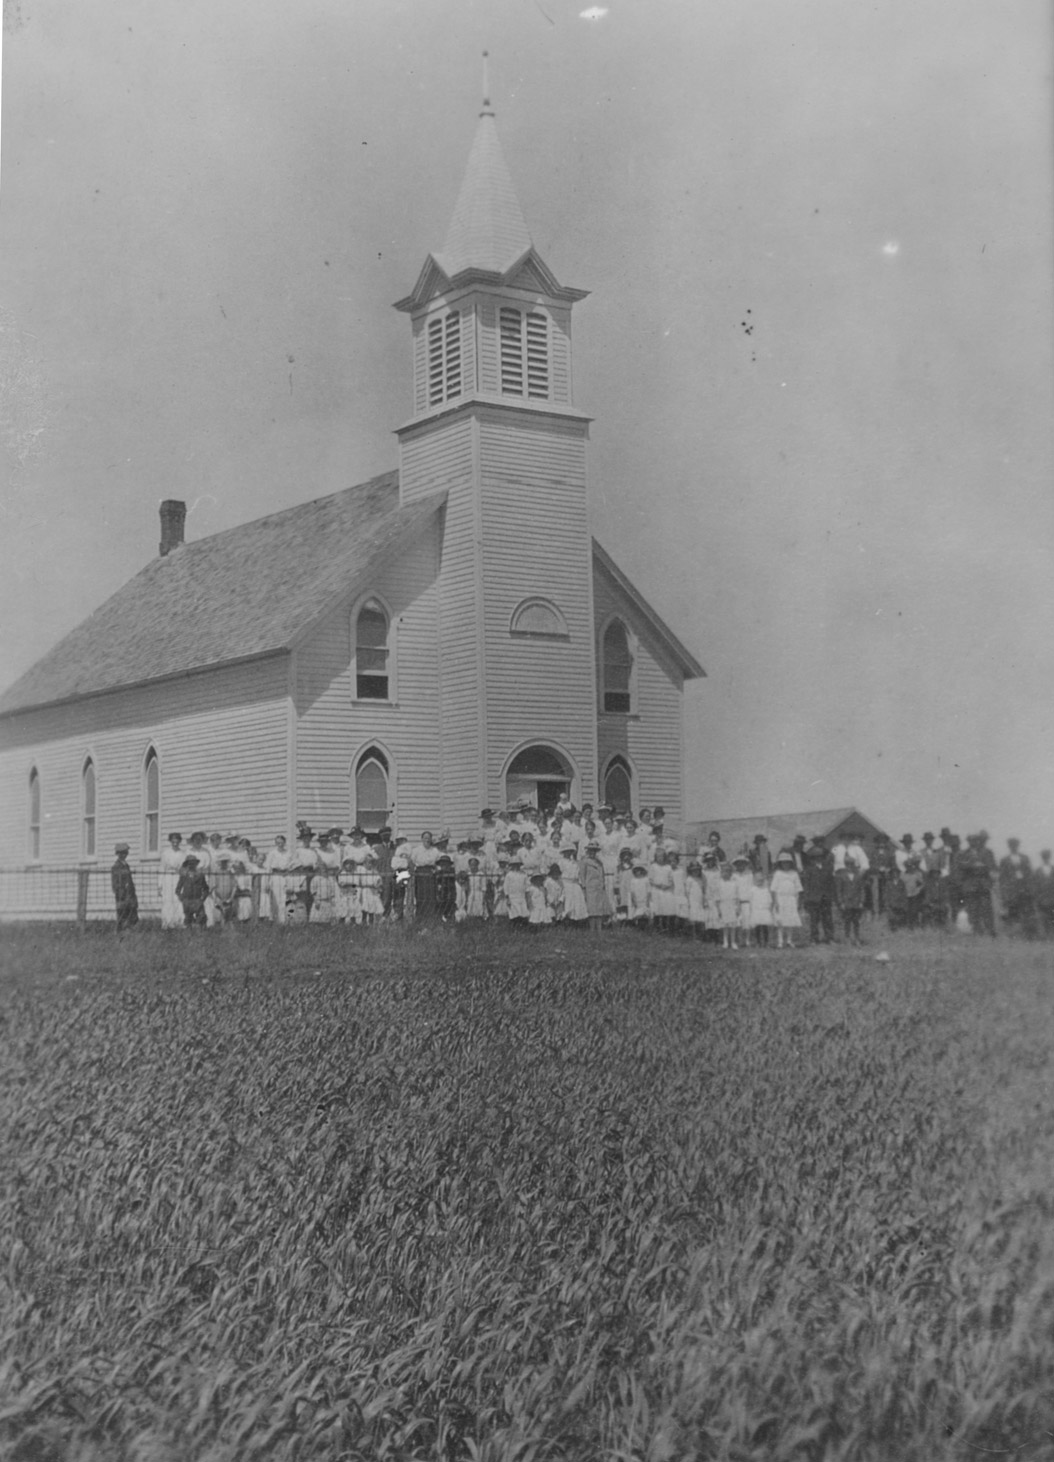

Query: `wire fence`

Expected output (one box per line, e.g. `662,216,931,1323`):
0,865,415,924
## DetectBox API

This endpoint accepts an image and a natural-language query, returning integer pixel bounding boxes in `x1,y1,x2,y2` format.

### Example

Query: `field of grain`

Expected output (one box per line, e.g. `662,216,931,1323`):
2,923,1053,1461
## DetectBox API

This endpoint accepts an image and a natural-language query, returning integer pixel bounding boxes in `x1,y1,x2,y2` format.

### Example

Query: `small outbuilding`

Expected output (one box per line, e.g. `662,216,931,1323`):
685,807,890,860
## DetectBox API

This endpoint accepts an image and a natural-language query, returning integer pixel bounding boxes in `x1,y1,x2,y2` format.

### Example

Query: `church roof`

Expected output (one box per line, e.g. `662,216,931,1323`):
0,473,446,717
592,541,705,680
432,111,533,278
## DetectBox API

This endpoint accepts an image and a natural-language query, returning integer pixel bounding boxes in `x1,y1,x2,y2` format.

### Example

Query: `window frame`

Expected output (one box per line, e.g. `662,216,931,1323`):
351,594,395,705
352,744,394,834
509,597,570,641
602,754,635,816
599,616,637,716
82,756,97,860
143,746,160,857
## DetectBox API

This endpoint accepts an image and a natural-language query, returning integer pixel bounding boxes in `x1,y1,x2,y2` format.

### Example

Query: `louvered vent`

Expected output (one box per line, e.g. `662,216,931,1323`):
427,311,462,406
526,312,548,398
500,307,550,400
500,308,523,395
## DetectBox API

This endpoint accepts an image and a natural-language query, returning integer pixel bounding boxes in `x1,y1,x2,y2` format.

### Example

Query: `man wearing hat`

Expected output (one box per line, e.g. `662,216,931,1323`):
752,833,772,879
111,842,139,931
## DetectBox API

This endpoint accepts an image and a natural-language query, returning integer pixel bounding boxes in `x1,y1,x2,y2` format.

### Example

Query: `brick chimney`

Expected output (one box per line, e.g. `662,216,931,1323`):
159,500,186,557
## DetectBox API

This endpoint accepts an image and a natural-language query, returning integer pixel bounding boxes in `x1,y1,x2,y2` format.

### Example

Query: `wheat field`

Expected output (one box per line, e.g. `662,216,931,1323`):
2,922,1053,1461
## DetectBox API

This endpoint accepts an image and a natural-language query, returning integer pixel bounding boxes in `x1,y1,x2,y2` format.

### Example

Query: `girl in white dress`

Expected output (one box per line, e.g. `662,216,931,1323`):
628,864,651,927
770,850,804,949
527,872,552,926
717,865,740,949
685,861,707,938
749,871,774,948
648,848,676,932
733,856,755,940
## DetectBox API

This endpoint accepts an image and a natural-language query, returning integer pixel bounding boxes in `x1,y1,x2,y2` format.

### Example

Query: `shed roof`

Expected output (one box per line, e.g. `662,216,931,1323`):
0,472,446,717
684,807,890,854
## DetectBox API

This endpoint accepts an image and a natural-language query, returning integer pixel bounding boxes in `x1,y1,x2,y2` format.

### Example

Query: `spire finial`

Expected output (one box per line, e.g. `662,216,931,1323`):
480,51,494,117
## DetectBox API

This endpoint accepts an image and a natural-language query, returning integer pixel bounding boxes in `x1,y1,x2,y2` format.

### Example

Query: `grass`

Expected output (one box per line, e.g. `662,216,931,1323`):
1,921,1053,1460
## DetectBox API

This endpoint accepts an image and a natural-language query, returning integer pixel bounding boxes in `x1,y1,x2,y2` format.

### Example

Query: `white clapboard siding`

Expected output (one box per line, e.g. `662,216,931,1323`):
593,567,686,830
398,413,484,832
477,410,597,801
294,527,444,838
0,657,291,866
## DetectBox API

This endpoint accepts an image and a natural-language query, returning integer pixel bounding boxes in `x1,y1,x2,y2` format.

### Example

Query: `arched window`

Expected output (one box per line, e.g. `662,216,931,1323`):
603,756,633,815
355,599,390,701
143,748,160,855
82,758,97,858
28,768,41,861
510,598,569,639
601,619,633,714
355,748,389,833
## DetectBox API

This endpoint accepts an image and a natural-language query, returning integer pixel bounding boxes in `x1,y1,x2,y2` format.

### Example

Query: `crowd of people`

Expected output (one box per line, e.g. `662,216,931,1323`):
110,800,1054,943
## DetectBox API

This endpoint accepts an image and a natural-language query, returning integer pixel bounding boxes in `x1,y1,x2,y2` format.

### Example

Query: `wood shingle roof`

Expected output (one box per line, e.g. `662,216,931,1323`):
0,472,446,717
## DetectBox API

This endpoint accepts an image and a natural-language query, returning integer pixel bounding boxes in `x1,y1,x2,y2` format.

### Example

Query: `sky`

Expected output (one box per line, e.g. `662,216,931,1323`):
0,0,1051,848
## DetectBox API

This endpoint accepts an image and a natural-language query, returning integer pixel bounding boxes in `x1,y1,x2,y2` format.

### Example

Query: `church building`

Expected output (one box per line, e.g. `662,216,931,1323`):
0,93,704,872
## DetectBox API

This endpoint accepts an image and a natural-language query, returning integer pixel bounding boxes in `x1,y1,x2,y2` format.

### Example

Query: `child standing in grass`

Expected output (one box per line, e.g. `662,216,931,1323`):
628,863,651,928
749,870,774,947
835,855,867,945
527,872,552,927
770,850,803,949
685,861,707,938
732,855,754,943
544,862,564,922
717,863,740,949
176,855,209,928
615,848,635,924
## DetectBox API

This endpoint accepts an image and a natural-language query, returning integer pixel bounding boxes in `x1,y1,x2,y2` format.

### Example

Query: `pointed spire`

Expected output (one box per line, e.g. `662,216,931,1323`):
432,55,532,278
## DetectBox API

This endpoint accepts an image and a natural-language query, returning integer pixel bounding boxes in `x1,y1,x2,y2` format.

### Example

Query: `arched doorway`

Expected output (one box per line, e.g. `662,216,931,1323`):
505,744,574,815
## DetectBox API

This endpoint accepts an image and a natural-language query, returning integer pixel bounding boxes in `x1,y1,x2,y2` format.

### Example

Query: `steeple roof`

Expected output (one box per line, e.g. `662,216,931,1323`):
432,110,533,278
394,77,588,314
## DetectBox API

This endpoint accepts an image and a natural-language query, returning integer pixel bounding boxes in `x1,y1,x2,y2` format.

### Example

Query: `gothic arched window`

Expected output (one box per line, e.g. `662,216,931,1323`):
29,767,41,861
82,758,97,858
601,619,634,714
354,748,390,833
603,756,633,815
143,747,160,855
354,599,391,701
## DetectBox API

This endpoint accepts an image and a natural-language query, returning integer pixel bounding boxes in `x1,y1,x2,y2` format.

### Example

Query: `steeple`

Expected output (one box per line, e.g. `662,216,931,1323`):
395,57,587,314
433,55,533,278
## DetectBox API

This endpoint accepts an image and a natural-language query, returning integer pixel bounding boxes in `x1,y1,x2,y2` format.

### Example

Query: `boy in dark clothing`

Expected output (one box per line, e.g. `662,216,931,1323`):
801,848,835,944
834,857,866,945
176,856,209,927
111,843,139,931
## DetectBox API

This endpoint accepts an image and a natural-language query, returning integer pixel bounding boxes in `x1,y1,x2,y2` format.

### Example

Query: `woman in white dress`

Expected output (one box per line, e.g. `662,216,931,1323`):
262,834,291,923
559,847,588,922
158,832,186,929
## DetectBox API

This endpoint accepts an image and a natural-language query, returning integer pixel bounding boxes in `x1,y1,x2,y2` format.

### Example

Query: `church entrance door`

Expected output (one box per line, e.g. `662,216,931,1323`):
505,745,574,814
